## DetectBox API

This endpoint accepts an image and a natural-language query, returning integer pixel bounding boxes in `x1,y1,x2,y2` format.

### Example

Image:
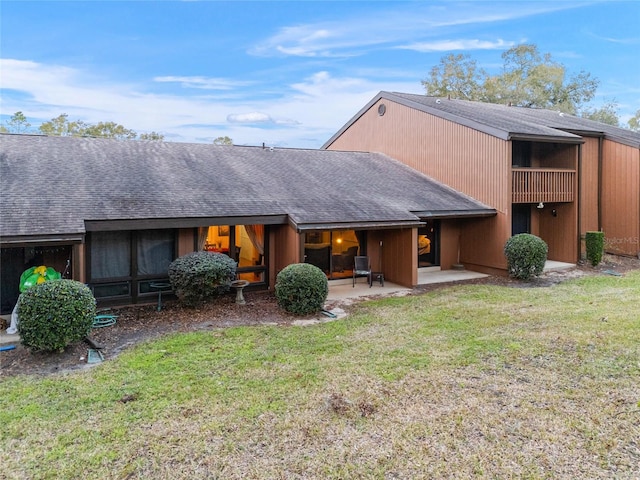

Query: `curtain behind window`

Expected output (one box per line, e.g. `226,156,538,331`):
91,231,131,279
137,230,174,275
244,225,264,255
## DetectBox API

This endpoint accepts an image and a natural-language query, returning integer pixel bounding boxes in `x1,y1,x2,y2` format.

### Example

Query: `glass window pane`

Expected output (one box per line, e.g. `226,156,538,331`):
93,282,130,298
137,230,174,275
238,225,264,267
91,231,131,279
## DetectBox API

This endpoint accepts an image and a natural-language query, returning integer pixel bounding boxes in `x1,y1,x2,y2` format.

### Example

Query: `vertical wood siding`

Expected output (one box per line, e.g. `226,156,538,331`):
328,100,511,213
328,99,512,270
601,140,640,256
367,229,416,286
538,202,578,262
580,137,601,235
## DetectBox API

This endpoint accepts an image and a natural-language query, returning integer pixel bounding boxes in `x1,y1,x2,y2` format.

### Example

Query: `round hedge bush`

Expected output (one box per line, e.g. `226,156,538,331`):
504,233,548,280
275,263,328,315
168,251,237,306
17,279,97,352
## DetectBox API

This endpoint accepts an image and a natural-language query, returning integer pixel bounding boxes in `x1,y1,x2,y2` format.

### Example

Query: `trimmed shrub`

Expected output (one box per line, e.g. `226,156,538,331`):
504,233,548,280
275,263,328,315
585,231,605,266
18,279,96,352
168,251,236,306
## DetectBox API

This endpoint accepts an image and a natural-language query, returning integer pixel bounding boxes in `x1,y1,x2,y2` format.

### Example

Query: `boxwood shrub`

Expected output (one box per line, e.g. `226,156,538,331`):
504,233,548,280
585,231,605,266
168,251,237,307
275,263,328,315
18,279,97,352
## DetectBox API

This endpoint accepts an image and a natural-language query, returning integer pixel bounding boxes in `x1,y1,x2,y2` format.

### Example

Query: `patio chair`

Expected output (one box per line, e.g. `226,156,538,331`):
353,256,372,287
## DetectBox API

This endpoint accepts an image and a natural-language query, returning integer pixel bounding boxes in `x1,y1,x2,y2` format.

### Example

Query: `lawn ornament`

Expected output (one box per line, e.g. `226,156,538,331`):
7,266,61,334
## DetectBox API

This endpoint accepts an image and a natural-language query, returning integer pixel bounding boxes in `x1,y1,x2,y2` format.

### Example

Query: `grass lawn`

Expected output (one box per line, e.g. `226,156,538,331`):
1,272,639,479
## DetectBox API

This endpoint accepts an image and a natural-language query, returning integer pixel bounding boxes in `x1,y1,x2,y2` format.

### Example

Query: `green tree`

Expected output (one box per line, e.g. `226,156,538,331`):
38,114,88,136
2,111,32,133
213,136,233,145
82,121,137,140
581,102,620,126
422,43,599,115
139,131,165,141
38,114,164,140
422,53,486,101
628,109,640,132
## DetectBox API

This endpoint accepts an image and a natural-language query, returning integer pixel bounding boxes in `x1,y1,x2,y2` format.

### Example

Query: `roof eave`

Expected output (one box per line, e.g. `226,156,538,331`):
0,234,85,247
413,209,497,219
292,220,424,233
508,133,584,144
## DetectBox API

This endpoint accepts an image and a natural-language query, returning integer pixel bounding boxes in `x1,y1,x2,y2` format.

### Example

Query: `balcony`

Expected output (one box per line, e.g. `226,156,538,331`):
512,168,576,204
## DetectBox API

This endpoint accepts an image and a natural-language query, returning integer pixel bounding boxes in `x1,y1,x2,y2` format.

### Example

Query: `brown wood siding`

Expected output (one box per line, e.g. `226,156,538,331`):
270,225,300,288
601,140,640,256
459,216,510,270
177,228,195,257
328,99,511,212
367,228,415,287
538,202,578,262
328,99,513,273
580,137,601,239
439,221,461,269
74,244,86,283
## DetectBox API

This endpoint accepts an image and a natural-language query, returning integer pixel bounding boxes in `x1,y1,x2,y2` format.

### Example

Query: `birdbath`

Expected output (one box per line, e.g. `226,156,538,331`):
230,279,250,305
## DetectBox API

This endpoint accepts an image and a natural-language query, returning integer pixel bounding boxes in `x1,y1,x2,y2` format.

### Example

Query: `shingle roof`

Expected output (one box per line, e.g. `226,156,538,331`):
324,91,640,148
0,134,494,241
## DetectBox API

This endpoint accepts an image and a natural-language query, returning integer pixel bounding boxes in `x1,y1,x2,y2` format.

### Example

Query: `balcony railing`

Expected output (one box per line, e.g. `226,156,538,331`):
512,168,575,204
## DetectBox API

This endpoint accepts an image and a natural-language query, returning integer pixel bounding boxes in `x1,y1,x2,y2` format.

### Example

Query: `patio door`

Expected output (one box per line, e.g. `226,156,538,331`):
418,220,440,267
512,205,531,236
304,230,364,279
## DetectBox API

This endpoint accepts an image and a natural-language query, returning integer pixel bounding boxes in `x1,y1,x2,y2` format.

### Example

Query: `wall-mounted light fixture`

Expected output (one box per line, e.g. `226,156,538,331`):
537,202,544,209
551,209,557,217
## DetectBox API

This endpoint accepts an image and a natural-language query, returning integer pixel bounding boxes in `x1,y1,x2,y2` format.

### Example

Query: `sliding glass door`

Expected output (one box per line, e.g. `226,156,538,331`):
304,230,364,279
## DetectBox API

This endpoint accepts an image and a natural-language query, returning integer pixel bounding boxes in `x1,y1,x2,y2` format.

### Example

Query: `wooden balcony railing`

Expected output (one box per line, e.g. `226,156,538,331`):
512,168,575,204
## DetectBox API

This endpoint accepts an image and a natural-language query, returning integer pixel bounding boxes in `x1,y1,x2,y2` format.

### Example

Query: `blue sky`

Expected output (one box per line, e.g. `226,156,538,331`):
1,1,638,148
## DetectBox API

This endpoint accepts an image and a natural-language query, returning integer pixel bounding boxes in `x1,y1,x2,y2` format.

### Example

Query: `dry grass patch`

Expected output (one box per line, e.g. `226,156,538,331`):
1,272,639,479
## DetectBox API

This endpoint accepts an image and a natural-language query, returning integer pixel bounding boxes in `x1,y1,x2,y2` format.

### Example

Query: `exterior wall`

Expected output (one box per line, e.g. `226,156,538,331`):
177,228,195,257
537,202,579,263
328,99,511,212
440,220,461,269
270,224,300,288
367,228,415,287
579,137,601,250
601,140,640,256
459,216,509,272
327,99,512,273
74,244,86,283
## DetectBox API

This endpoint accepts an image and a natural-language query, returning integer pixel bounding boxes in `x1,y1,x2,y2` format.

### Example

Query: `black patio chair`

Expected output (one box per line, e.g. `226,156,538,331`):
353,256,372,287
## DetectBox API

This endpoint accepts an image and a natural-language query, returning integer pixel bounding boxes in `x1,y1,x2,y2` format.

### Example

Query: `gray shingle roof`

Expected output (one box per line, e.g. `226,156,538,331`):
0,134,494,241
324,91,640,148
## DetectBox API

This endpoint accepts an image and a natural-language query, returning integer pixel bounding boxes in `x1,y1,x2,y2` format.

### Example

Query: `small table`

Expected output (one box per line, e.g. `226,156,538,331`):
149,282,172,311
370,272,384,287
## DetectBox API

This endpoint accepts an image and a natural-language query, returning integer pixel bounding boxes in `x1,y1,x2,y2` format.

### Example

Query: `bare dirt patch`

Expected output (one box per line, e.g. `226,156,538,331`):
2,255,638,378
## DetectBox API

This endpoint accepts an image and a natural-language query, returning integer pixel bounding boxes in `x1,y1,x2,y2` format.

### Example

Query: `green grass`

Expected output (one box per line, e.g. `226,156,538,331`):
2,272,639,479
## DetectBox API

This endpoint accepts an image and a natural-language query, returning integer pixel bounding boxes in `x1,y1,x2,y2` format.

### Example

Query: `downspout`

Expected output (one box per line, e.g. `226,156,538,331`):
597,136,603,231
577,143,582,262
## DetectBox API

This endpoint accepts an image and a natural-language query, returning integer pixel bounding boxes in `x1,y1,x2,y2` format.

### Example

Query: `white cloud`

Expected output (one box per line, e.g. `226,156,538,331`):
227,112,273,124
398,38,515,52
249,2,584,58
0,58,421,148
154,75,253,90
